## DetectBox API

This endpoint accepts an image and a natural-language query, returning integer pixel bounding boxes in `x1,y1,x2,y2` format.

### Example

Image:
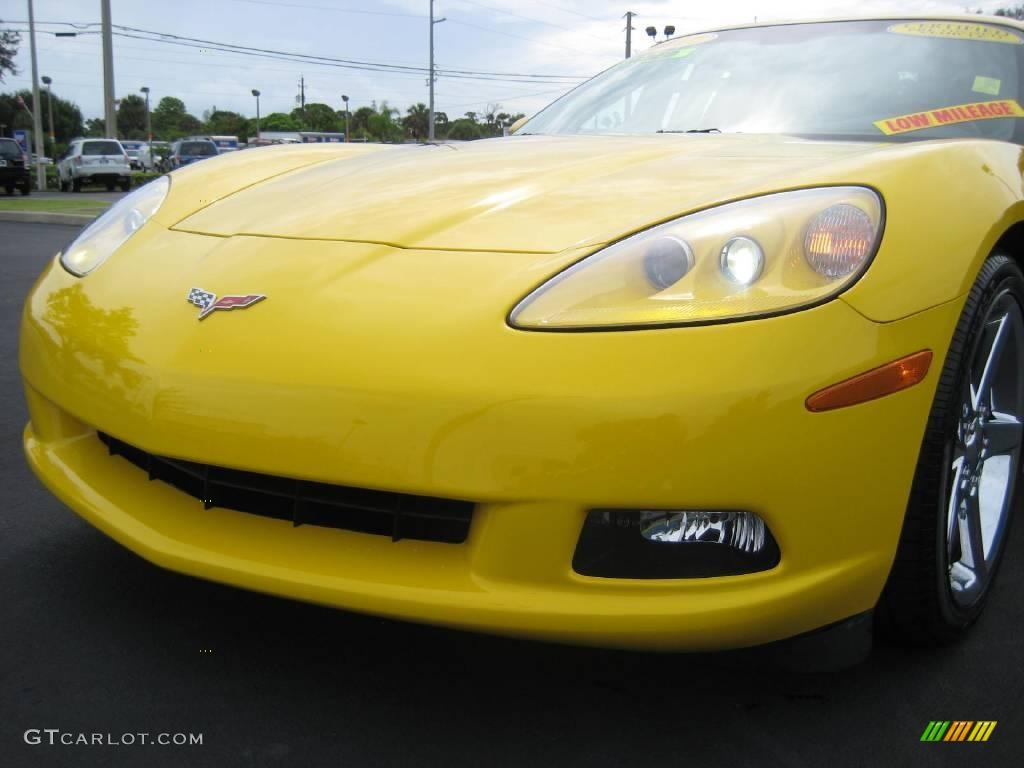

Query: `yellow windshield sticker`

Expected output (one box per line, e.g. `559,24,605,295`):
973,76,1002,96
875,99,1024,135
888,21,1022,44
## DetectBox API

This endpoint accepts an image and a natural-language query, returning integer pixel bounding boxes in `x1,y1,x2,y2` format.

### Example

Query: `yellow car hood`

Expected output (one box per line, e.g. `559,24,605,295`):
173,135,894,253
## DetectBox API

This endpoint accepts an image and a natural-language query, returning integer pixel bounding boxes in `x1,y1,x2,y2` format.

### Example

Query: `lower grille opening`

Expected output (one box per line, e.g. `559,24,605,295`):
98,432,474,544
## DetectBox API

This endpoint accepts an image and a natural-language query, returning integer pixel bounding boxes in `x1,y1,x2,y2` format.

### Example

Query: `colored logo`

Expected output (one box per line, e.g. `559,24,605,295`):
921,721,997,742
187,287,266,320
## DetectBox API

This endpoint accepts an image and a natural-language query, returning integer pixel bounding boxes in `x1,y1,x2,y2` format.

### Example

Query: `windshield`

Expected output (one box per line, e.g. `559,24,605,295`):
524,19,1024,142
180,142,217,156
0,140,21,158
82,141,125,156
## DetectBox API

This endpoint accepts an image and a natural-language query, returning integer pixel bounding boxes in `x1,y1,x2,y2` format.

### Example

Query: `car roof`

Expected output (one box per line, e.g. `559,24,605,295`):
660,13,1024,41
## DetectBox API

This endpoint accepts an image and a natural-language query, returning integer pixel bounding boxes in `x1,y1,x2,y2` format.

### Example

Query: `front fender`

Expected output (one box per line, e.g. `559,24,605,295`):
840,139,1024,321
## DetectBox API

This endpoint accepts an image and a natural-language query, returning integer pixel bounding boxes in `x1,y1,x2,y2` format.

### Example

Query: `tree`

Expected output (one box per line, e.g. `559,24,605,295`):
995,6,1024,18
349,106,375,138
260,111,301,131
151,96,201,140
0,21,18,83
116,94,147,139
85,117,105,137
0,89,85,152
366,102,403,142
402,102,430,141
295,102,339,132
205,109,249,140
446,118,482,141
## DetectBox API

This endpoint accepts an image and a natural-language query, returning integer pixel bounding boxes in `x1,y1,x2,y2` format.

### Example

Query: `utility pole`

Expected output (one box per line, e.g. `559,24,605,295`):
298,76,306,121
101,0,116,138
428,0,446,141
624,11,637,59
42,75,55,155
27,0,46,190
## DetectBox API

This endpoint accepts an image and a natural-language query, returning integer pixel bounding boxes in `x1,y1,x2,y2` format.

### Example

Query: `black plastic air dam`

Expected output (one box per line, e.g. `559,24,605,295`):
97,432,474,544
573,509,781,579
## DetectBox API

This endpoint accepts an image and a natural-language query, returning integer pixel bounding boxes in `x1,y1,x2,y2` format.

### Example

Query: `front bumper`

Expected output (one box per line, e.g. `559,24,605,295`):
19,229,963,650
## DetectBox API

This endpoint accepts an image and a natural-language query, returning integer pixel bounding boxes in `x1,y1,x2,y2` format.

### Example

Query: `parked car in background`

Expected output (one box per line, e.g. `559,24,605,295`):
0,137,31,195
168,138,219,169
56,138,131,192
137,141,171,172
207,135,240,153
120,140,146,170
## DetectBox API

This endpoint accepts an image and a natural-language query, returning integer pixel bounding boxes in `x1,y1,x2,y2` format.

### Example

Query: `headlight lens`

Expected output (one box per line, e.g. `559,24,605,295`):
509,186,883,329
60,176,170,276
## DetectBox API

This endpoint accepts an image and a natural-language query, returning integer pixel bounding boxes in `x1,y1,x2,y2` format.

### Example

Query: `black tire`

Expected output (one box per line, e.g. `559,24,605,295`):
19,183,30,196
105,181,115,191
72,177,82,193
880,254,1024,643
120,179,132,192
4,185,12,196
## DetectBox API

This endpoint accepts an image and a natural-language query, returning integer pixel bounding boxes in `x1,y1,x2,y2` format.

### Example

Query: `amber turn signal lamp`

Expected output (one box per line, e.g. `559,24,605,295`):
806,350,933,412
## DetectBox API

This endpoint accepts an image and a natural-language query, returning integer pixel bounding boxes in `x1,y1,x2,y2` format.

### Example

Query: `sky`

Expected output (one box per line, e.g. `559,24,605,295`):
0,0,1018,123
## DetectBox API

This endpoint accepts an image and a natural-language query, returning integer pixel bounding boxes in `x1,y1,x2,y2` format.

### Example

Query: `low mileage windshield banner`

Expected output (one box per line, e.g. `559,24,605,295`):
874,99,1024,135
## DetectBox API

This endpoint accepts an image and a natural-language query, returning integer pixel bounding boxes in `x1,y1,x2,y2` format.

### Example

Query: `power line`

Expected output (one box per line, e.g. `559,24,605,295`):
228,0,425,18
13,21,589,83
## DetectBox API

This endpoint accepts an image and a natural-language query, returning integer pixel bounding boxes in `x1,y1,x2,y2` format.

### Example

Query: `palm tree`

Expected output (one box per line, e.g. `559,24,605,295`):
403,103,430,141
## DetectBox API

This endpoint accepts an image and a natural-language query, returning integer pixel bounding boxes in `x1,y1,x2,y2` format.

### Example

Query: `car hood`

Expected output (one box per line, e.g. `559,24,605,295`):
172,134,898,253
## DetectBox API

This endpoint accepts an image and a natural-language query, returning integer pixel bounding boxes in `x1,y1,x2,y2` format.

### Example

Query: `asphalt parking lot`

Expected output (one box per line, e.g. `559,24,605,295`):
2,220,1022,768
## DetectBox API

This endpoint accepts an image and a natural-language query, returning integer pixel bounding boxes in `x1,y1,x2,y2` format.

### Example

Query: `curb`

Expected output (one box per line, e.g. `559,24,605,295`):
0,211,97,226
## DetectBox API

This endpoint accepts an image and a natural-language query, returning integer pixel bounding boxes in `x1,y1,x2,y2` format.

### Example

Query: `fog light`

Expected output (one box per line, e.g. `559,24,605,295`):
573,508,780,579
639,510,766,553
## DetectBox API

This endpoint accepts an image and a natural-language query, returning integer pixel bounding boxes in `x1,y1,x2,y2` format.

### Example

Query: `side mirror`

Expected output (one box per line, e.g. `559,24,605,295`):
508,116,529,135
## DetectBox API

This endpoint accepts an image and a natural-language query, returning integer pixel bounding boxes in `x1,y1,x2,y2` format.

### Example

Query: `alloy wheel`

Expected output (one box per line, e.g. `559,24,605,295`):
946,290,1024,606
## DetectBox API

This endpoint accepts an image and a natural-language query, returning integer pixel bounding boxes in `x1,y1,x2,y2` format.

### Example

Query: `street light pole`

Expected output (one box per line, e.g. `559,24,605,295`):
42,75,55,156
140,86,151,164
27,0,46,190
101,0,117,138
341,94,350,142
251,89,261,140
428,1,446,141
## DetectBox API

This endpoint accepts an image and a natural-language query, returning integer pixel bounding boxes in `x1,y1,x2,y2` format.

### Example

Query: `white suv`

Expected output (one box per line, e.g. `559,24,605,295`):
57,138,132,192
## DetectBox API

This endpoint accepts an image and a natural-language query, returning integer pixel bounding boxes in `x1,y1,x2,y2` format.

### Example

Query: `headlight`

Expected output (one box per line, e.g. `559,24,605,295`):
509,186,883,329
60,176,170,276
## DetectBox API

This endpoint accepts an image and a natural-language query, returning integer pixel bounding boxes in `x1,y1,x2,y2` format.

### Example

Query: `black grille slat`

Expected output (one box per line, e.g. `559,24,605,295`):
97,432,473,544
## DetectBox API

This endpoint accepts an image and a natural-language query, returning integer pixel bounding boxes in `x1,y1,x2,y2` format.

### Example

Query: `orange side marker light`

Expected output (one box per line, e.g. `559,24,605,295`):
806,350,933,412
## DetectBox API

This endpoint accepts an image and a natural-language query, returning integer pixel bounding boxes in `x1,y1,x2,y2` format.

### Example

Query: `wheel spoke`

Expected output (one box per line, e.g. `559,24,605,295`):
972,315,1009,410
985,412,1023,455
947,457,964,559
957,488,988,575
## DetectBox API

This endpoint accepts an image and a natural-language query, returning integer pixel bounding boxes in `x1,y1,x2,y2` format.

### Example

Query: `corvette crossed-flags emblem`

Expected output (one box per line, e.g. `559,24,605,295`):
187,287,266,320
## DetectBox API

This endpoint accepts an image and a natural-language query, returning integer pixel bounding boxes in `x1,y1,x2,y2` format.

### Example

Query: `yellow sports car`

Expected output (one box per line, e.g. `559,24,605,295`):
20,15,1024,653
